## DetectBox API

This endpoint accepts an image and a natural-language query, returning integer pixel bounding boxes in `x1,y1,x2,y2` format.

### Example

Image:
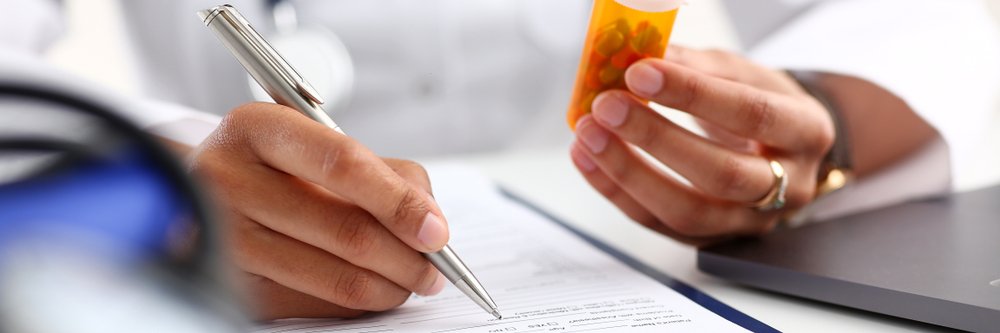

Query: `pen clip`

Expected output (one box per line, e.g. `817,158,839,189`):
204,5,325,105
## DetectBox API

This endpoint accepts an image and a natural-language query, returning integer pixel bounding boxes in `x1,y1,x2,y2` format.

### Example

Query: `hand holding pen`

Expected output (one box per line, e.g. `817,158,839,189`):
189,104,448,319
188,5,499,320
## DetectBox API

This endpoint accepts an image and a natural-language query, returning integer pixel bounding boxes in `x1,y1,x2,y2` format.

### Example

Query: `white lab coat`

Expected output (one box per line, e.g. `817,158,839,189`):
1,0,999,222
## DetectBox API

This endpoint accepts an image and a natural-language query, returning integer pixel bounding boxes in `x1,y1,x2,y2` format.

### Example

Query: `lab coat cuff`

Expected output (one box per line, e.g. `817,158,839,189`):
746,0,1000,208
135,100,222,148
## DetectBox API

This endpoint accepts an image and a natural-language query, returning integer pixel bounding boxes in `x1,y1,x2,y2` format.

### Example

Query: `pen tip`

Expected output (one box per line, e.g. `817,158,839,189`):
491,309,502,320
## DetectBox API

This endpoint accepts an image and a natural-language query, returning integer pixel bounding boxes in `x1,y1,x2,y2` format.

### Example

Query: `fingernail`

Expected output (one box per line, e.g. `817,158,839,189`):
421,273,447,296
592,93,628,127
417,213,448,251
576,116,609,154
570,143,597,172
626,62,663,97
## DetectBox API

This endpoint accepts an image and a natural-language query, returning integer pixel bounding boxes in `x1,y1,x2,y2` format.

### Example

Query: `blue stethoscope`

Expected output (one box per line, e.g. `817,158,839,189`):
253,0,354,115
0,85,246,332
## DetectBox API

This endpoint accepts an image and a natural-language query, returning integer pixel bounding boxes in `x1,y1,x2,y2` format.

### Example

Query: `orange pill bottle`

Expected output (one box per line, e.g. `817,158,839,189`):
567,0,681,129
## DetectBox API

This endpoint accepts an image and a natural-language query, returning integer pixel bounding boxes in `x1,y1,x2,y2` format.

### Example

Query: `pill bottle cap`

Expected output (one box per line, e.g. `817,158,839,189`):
614,0,683,12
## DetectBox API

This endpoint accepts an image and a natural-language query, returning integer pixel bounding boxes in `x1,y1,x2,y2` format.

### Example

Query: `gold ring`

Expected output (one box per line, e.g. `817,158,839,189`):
751,160,788,212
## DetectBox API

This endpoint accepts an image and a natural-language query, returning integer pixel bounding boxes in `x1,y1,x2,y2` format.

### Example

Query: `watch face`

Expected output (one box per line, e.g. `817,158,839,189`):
817,168,852,197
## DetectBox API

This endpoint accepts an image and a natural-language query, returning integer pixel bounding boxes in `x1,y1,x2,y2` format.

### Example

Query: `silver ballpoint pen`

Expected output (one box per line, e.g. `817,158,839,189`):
197,4,501,320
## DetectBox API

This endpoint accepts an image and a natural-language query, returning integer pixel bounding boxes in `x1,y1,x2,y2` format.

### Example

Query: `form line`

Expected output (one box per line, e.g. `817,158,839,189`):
393,303,485,319
430,313,579,333
262,320,380,333
569,324,630,332
569,318,630,327
298,324,387,333
505,292,640,311
398,311,485,324
499,286,630,303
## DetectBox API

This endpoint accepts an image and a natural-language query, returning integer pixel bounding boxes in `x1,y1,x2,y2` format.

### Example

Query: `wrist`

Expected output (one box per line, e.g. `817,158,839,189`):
155,136,196,159
787,70,854,199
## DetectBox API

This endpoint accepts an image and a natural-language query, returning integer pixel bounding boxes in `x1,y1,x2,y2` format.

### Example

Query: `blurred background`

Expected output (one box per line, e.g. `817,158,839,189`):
46,0,747,97
44,0,1000,190
8,2,997,332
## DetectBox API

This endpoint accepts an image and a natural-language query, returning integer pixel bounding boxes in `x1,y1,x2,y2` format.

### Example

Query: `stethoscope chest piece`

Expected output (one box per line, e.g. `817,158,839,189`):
249,2,353,115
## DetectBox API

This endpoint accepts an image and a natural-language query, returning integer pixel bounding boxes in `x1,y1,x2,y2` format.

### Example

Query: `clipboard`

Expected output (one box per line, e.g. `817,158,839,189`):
502,189,779,333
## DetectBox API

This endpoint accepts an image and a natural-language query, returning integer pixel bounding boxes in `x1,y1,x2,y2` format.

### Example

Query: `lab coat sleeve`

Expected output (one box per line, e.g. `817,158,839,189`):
127,100,222,148
0,0,220,147
747,0,1000,223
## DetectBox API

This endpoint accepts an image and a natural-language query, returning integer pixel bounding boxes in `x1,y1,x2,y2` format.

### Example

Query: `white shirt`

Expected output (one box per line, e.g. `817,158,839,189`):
1,0,998,222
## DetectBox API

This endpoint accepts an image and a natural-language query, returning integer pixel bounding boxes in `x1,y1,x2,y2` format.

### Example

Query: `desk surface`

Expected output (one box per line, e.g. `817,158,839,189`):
422,148,953,333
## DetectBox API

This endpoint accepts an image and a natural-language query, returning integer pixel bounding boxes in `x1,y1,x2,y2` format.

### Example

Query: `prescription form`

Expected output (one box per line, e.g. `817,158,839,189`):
255,165,750,333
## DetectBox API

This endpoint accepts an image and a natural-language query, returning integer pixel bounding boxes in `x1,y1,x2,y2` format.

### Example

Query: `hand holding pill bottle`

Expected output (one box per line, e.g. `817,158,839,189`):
567,0,682,129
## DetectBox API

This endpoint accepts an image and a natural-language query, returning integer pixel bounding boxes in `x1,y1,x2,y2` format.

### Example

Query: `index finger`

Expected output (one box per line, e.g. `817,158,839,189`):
225,103,449,253
624,59,820,150
666,46,802,95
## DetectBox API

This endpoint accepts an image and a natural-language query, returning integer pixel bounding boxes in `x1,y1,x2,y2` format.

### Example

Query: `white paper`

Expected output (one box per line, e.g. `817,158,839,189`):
255,165,751,333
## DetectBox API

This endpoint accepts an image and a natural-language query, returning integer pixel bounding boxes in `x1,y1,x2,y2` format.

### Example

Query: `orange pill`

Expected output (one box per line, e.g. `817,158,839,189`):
612,18,631,37
610,47,642,69
585,67,604,90
579,91,597,114
599,66,625,86
588,50,610,66
595,29,626,57
632,23,663,54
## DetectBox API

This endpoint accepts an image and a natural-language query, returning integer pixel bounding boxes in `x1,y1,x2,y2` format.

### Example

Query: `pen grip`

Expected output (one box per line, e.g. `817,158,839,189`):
425,246,469,282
